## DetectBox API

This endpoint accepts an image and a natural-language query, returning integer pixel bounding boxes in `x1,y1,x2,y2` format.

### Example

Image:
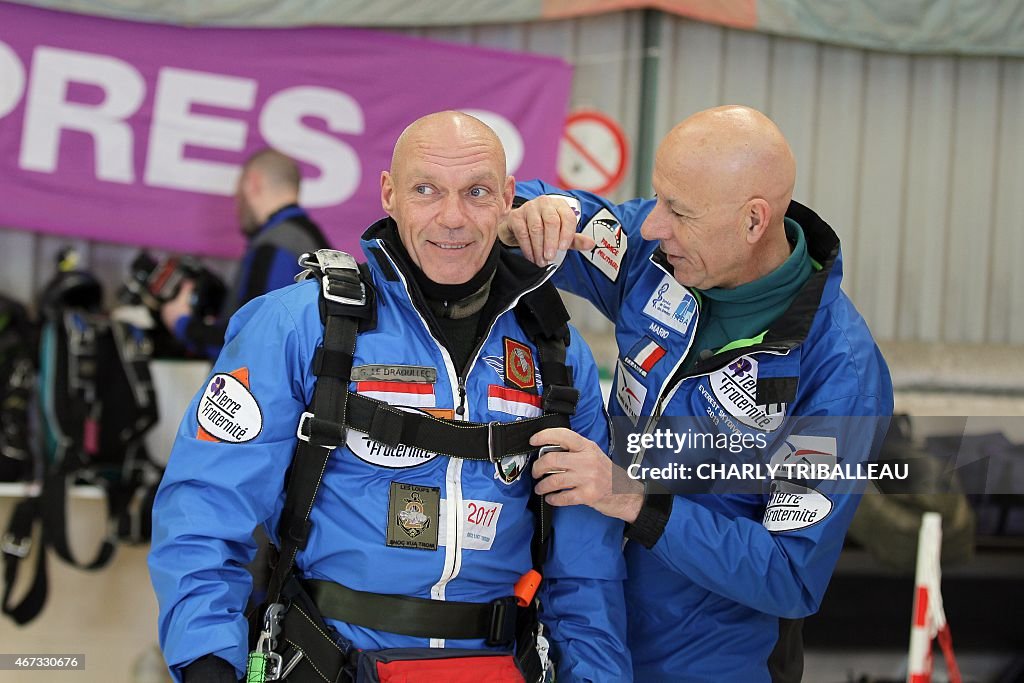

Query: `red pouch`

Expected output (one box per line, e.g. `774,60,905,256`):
355,648,525,683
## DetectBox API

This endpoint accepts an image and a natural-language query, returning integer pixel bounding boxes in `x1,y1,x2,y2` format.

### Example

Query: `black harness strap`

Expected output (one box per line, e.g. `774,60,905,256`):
306,579,519,645
41,471,117,571
266,253,371,607
301,393,567,460
1,497,47,625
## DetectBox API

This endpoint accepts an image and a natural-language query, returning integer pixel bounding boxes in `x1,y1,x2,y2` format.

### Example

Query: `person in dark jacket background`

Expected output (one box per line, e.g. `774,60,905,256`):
161,148,330,357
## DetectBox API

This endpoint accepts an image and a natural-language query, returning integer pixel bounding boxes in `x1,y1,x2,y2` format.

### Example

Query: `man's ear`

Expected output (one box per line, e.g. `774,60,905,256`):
502,175,515,212
244,169,263,197
744,198,772,244
380,171,395,214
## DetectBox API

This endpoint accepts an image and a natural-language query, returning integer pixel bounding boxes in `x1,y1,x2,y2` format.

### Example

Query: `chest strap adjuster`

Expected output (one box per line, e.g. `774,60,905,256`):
487,421,505,464
295,412,338,450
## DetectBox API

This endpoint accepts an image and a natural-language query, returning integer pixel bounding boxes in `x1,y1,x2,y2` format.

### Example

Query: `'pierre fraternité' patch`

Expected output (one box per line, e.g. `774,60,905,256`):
196,368,262,443
763,480,833,532
387,481,440,551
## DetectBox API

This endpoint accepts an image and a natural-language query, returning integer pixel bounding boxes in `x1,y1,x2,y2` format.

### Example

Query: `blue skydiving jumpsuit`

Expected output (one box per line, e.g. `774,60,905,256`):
149,221,632,682
517,180,894,682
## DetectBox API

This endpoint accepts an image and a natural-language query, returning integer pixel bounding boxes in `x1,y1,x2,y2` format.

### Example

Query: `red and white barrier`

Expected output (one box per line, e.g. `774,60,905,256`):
907,512,962,683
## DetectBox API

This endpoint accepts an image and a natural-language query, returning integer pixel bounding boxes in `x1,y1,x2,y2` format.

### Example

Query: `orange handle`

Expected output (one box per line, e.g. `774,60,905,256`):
514,569,542,607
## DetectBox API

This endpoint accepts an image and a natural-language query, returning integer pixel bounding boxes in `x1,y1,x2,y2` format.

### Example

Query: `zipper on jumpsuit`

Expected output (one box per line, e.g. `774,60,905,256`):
376,241,556,647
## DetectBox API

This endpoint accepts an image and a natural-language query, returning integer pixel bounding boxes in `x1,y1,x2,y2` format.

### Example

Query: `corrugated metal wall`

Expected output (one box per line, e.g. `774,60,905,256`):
2,11,1022,345
412,13,1024,345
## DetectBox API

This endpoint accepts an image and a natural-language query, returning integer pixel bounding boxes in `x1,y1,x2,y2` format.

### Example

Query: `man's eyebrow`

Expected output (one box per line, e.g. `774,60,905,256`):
464,171,501,186
664,196,692,213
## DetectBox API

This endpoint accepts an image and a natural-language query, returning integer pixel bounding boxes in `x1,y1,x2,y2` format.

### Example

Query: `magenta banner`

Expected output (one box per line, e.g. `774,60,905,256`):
0,3,572,257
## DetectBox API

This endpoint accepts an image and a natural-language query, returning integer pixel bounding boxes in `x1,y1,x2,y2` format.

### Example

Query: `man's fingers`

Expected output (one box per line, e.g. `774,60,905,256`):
544,489,581,507
529,427,582,450
506,209,535,262
509,196,582,265
533,472,572,496
572,232,596,252
557,202,582,251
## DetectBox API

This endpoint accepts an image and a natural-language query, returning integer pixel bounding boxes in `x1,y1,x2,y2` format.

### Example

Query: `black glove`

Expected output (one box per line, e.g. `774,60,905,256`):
181,654,240,683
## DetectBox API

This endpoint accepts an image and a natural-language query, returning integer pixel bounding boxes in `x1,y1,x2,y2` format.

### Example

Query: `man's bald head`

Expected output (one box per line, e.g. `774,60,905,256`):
640,105,798,289
662,105,796,225
390,111,507,182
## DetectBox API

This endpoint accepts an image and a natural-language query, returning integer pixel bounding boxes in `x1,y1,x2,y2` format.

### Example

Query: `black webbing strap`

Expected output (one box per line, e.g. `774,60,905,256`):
300,393,567,460
306,579,520,645
40,471,116,571
515,282,577,574
267,314,359,605
265,254,370,607
515,284,579,418
1,496,48,625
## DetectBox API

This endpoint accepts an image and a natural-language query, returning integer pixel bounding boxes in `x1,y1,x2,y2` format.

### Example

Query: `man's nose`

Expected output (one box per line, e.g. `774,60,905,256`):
438,194,466,229
640,209,670,241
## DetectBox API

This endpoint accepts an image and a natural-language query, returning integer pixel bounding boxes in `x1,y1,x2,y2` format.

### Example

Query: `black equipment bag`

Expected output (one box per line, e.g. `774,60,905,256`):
2,253,161,625
0,295,37,483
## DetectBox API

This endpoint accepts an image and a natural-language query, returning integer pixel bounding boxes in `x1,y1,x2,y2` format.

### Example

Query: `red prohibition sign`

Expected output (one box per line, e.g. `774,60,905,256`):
557,110,629,195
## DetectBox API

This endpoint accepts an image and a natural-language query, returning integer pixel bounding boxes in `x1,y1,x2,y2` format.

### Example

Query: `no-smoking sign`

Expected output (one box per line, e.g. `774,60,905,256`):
557,110,629,194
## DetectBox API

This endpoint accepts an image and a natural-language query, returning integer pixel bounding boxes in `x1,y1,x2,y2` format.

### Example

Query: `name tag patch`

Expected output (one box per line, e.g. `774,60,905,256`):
196,368,262,443
352,365,437,383
387,481,440,550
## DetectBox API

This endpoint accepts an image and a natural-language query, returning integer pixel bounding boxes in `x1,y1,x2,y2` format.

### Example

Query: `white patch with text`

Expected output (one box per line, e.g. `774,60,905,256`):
708,356,786,432
642,274,697,335
580,208,627,282
439,499,504,551
763,481,833,532
197,373,262,443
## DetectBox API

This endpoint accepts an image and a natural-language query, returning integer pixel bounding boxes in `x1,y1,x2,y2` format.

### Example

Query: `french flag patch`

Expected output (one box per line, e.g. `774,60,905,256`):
624,337,667,378
488,385,543,418
356,381,436,408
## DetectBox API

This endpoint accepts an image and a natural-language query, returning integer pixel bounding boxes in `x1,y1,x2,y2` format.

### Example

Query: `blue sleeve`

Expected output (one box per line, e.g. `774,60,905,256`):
648,394,891,619
538,327,632,682
516,179,656,325
148,292,314,681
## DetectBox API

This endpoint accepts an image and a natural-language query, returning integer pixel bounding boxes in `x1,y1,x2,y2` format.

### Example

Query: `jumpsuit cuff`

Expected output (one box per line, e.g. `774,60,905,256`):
623,483,674,549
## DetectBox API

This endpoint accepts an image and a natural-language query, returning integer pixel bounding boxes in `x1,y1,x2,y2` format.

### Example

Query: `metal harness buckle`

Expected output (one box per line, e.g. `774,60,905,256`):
487,421,503,464
295,249,368,306
295,412,336,450
1,533,31,559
